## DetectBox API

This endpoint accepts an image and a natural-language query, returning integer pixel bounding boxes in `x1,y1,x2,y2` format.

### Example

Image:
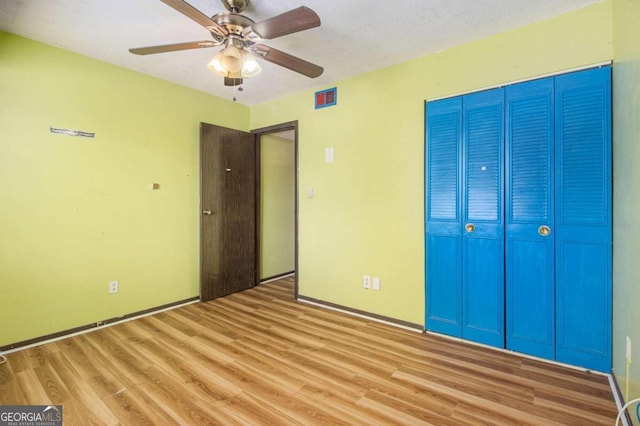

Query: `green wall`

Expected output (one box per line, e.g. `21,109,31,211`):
613,0,640,403
250,1,613,325
0,32,249,347
260,134,295,279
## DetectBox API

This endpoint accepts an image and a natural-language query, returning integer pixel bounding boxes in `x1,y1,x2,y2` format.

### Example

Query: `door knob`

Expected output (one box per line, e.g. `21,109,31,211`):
465,223,475,233
538,225,551,236
202,210,212,215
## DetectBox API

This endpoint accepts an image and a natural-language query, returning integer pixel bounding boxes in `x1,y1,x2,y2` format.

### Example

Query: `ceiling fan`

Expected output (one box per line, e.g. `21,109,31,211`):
129,0,324,86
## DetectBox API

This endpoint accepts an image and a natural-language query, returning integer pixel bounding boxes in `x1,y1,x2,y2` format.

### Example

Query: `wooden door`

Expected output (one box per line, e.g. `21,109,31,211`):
200,122,257,302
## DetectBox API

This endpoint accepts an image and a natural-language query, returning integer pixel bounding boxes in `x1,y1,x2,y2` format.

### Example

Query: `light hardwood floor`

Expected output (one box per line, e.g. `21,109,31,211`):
0,277,618,425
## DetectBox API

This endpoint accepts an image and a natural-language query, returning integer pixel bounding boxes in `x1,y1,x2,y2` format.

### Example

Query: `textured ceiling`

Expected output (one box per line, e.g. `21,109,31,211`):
0,0,604,106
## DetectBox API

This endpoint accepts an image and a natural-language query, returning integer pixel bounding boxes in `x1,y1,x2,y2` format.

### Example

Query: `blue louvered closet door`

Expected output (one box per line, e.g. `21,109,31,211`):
426,66,611,372
426,89,504,348
461,89,505,347
555,67,611,372
505,77,555,360
425,97,463,337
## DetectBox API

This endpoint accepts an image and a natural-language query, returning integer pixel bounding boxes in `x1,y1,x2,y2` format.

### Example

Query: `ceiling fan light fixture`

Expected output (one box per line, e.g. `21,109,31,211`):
207,51,227,76
208,46,261,80
220,43,242,73
240,49,261,77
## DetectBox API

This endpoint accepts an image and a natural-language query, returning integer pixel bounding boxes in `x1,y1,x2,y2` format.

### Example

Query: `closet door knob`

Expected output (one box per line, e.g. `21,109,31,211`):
202,210,213,215
538,225,551,236
465,223,475,233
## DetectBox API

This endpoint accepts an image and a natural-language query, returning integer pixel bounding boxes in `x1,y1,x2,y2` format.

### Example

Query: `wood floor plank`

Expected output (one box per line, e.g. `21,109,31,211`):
14,368,50,405
0,277,618,425
356,394,435,426
32,362,72,403
52,337,102,380
241,386,352,425
0,361,25,406
215,390,299,425
100,383,172,425
45,351,120,425
532,393,614,424
393,368,573,426
135,365,231,424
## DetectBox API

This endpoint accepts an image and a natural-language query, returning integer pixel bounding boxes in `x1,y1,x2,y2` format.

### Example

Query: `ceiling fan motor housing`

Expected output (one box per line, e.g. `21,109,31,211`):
211,12,255,37
221,0,249,13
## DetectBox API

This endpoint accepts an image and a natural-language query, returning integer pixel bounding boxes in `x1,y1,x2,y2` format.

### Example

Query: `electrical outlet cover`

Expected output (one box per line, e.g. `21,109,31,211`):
363,275,371,289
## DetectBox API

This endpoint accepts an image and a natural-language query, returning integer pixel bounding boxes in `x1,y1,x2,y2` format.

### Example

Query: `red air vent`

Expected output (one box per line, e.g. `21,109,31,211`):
315,87,337,109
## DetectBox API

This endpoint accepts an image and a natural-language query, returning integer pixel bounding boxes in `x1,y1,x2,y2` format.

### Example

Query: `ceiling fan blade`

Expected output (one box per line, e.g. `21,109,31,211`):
252,44,323,78
160,0,228,36
129,40,219,55
246,6,320,40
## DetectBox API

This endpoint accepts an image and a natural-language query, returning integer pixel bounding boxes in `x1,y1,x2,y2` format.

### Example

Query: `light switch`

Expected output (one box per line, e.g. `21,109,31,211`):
325,147,334,163
373,277,380,291
307,187,314,198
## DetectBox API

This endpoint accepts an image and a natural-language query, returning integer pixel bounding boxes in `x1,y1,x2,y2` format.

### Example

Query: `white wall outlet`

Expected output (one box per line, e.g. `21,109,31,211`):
109,280,119,294
363,275,371,289
306,187,314,199
626,336,632,363
373,277,380,291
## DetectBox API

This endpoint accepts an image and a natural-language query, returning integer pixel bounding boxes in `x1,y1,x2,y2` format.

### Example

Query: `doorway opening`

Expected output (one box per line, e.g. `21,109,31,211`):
253,121,299,298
